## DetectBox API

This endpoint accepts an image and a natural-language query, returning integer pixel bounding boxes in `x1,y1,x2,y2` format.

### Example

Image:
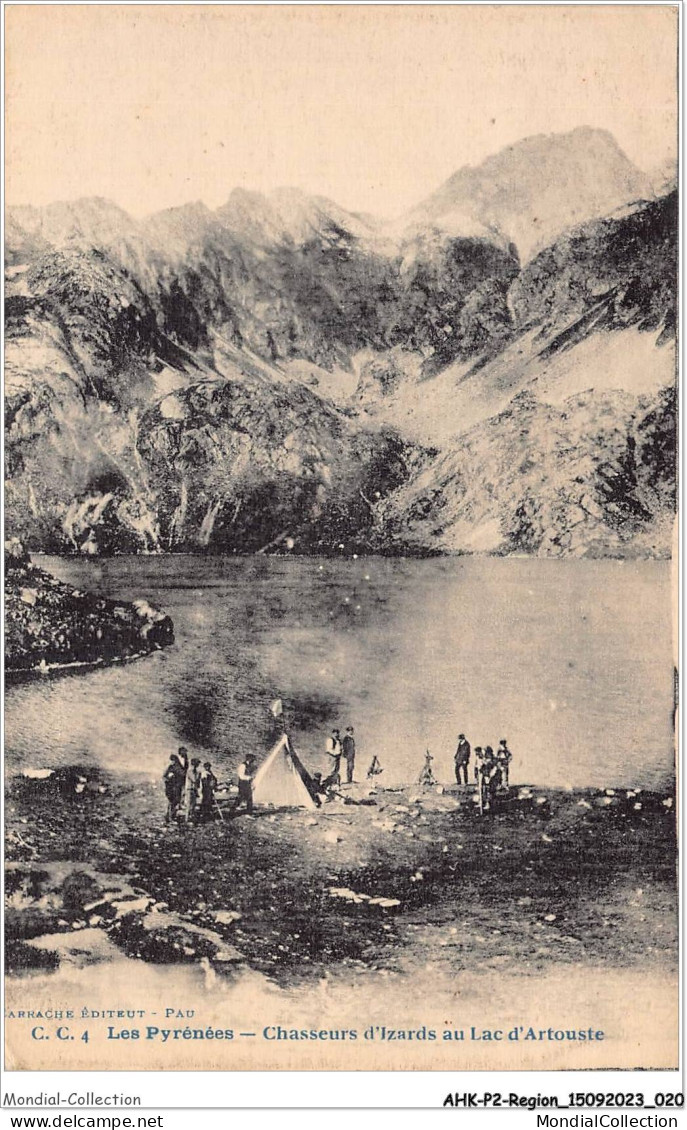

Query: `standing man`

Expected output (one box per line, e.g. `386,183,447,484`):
235,753,257,815
496,739,513,789
342,726,356,784
163,747,187,823
199,761,219,822
323,728,342,788
479,747,501,814
454,733,471,786
473,746,485,782
184,757,202,823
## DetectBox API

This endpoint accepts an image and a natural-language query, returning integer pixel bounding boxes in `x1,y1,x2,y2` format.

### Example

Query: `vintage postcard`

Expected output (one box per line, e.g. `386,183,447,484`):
3,3,679,1073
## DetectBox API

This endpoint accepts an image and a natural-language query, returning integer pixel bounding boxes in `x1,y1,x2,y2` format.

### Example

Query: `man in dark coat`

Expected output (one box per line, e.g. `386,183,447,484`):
479,747,502,813
454,733,471,786
163,747,188,823
199,761,219,822
342,726,356,784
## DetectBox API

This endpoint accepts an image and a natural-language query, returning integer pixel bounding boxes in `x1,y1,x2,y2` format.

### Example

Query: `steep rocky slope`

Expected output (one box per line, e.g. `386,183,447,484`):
137,376,419,554
376,385,675,557
4,131,676,558
361,192,677,556
5,248,424,555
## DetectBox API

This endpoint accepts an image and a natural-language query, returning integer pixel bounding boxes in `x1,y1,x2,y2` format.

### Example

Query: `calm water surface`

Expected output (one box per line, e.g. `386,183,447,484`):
5,555,675,790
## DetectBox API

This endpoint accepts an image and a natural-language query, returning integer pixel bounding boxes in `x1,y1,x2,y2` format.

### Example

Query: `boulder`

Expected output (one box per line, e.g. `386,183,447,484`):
213,909,242,926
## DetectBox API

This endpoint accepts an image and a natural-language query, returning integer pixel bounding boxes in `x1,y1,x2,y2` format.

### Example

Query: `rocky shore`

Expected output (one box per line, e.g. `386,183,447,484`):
4,540,174,677
5,768,677,985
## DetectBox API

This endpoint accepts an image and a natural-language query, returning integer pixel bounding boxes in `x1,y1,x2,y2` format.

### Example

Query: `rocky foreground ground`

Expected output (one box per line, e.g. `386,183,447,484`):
5,770,677,988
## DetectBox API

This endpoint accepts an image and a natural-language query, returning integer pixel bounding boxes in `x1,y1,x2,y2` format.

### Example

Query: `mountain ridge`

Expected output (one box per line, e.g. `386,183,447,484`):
7,128,659,262
5,129,677,560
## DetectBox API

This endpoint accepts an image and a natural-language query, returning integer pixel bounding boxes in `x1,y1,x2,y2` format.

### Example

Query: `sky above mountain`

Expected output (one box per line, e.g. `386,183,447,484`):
6,6,677,219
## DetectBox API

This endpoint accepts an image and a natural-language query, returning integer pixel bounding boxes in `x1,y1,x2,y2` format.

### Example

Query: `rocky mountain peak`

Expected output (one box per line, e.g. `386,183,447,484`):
215,185,384,250
405,127,655,261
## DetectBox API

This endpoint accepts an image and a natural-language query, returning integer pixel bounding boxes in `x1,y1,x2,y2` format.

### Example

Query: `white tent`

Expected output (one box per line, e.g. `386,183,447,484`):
252,733,319,810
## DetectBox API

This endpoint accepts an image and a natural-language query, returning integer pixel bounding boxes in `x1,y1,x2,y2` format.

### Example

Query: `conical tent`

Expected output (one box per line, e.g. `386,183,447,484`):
252,734,319,810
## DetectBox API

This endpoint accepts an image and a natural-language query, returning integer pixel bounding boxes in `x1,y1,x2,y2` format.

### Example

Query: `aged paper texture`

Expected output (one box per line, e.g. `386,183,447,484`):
4,4,678,1071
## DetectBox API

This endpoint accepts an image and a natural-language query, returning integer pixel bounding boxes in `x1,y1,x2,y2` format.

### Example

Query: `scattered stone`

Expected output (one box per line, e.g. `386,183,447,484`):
213,910,242,926
111,896,153,918
328,887,370,903
213,946,244,963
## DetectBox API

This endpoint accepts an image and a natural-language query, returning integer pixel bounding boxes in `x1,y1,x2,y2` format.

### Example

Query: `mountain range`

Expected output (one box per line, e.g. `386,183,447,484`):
5,127,677,558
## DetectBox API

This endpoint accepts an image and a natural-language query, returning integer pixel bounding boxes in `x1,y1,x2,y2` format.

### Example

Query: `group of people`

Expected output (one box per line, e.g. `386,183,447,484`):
163,726,513,823
323,726,384,785
162,726,364,825
163,748,219,824
323,726,357,787
454,734,513,811
163,748,259,823
417,735,513,811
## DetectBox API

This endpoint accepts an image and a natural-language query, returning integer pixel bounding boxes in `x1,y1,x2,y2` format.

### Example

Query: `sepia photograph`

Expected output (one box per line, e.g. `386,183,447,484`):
3,3,679,1072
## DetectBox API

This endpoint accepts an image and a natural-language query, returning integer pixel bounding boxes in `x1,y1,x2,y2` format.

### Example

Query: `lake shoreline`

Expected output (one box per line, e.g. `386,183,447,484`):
9,552,674,793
